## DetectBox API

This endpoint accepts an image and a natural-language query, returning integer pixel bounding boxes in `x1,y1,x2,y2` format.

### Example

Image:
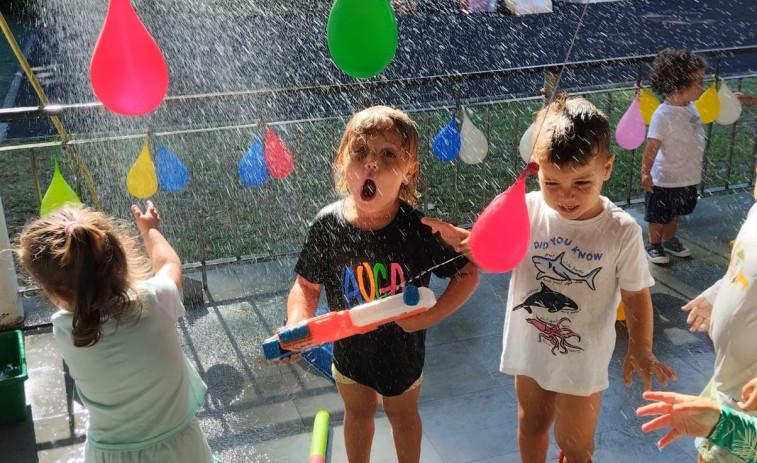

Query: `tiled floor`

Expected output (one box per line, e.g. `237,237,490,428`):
1,190,753,463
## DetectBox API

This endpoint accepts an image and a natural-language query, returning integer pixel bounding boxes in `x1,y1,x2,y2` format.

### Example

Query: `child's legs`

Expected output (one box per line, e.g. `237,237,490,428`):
648,222,665,244
382,383,423,463
336,380,380,463
515,375,557,463
661,215,680,240
644,187,674,244
553,391,602,463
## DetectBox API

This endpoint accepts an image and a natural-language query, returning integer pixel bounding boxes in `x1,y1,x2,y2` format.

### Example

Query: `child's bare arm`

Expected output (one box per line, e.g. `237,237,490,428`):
132,201,183,291
286,275,322,327
640,138,662,193
395,261,479,332
621,287,677,390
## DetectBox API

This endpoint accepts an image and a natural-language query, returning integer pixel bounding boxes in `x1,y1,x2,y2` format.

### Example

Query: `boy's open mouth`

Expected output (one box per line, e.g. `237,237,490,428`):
361,179,377,199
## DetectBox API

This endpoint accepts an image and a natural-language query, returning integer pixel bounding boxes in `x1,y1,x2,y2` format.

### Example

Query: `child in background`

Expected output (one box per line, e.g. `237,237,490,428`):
284,105,479,463
641,48,707,264
736,92,757,106
678,169,757,462
426,95,676,463
19,201,214,463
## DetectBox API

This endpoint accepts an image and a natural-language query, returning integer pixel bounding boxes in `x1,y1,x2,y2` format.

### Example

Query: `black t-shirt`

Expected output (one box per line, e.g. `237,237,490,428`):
295,200,469,396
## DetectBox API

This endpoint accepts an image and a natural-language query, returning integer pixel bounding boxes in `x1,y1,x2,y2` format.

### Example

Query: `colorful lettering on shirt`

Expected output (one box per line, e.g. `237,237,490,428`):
342,262,405,308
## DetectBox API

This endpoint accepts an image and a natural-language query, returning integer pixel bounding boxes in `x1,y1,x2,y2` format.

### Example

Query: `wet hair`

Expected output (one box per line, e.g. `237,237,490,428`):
649,48,707,98
531,94,611,167
18,206,152,347
334,105,420,206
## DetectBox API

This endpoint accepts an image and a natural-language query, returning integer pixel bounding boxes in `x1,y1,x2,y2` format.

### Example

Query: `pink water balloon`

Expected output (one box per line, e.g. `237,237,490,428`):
90,0,169,116
615,95,646,150
470,162,539,273
264,126,295,179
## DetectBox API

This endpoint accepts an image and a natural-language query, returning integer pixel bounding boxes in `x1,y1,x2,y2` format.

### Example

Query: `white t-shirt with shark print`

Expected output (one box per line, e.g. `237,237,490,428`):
500,192,654,396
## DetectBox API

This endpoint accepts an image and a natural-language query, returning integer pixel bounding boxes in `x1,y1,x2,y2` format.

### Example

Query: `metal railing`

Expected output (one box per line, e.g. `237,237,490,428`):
2,46,757,291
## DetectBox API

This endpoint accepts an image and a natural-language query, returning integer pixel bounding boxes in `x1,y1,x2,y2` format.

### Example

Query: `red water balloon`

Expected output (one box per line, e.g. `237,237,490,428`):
90,0,169,116
264,126,295,179
470,162,539,273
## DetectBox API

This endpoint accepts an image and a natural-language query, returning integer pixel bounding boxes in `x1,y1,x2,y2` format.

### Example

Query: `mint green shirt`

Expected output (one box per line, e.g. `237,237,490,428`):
52,276,210,460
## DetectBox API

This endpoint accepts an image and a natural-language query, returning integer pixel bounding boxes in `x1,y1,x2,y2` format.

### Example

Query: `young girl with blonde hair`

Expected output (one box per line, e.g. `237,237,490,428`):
285,105,479,463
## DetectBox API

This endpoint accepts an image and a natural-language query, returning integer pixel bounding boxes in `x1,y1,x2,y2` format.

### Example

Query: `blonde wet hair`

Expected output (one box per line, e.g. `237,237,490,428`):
18,206,152,347
333,105,421,206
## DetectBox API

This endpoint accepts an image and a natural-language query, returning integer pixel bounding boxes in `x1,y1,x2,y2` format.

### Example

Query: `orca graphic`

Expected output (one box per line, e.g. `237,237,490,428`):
532,252,601,290
513,282,579,314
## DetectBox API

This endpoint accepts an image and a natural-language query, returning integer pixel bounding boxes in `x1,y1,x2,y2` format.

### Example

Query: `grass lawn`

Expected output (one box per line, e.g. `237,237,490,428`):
2,78,757,264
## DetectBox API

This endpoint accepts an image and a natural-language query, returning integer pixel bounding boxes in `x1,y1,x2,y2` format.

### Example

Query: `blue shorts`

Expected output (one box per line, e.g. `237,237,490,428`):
644,185,698,224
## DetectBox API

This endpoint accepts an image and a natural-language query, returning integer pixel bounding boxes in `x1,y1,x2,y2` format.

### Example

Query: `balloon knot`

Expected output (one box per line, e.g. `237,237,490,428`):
526,162,540,175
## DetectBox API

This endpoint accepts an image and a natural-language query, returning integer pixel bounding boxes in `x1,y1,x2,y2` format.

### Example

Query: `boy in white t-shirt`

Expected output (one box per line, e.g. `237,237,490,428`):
425,95,676,463
641,48,707,264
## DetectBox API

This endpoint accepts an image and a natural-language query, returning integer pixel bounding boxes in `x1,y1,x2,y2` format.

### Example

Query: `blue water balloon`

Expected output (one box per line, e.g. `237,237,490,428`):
155,144,189,192
432,117,461,162
239,137,268,187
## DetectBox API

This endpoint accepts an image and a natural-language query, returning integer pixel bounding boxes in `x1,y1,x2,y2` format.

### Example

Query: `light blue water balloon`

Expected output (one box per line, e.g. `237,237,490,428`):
432,117,461,162
239,137,268,187
155,144,189,192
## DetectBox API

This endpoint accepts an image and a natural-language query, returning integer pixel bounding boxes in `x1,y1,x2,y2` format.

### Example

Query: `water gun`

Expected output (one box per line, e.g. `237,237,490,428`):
262,284,436,361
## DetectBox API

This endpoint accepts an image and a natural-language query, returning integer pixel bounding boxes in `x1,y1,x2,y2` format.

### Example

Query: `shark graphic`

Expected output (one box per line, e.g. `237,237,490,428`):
513,282,579,314
532,252,601,290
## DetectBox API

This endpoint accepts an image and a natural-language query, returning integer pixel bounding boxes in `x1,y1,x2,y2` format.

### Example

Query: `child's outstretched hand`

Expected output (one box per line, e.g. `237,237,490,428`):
421,217,471,255
623,348,676,391
681,295,712,333
735,92,757,106
132,200,161,234
636,391,720,448
739,378,757,412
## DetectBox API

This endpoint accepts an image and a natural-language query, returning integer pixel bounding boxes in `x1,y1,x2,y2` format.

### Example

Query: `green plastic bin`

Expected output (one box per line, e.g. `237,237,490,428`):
0,330,28,424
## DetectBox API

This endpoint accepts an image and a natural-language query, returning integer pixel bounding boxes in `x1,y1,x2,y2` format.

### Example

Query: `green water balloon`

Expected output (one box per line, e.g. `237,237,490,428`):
40,157,82,216
326,0,398,78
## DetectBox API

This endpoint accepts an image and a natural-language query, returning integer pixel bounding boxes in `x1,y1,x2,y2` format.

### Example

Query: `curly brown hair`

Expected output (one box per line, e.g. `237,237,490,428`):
649,48,707,98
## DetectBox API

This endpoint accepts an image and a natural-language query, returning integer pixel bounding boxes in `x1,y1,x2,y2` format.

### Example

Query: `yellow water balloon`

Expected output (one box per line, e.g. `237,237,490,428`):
40,156,82,216
639,87,660,125
126,137,158,198
695,82,720,124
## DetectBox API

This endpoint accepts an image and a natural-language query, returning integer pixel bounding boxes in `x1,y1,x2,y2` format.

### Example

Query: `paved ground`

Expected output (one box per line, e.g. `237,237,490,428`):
0,189,753,463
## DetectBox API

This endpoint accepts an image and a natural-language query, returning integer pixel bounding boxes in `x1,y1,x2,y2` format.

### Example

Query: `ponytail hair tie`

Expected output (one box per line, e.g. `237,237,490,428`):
63,220,76,236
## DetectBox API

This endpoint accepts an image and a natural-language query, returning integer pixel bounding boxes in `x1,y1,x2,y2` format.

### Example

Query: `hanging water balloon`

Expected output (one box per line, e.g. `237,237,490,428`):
90,0,168,116
518,123,535,162
714,80,742,125
155,144,189,192
126,138,158,199
458,108,488,165
695,82,720,124
264,126,295,179
40,156,82,216
432,116,461,162
326,0,398,78
239,137,269,187
469,162,540,273
639,86,660,125
615,93,646,150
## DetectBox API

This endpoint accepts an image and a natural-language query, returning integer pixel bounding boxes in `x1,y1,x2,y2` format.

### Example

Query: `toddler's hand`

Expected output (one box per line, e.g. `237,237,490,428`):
739,378,757,412
641,172,654,193
421,217,471,255
132,200,161,234
681,295,712,332
735,92,757,106
623,348,677,391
